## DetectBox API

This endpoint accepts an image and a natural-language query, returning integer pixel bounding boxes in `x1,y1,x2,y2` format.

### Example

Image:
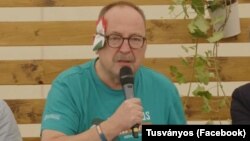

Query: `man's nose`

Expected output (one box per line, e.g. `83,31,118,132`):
119,39,131,53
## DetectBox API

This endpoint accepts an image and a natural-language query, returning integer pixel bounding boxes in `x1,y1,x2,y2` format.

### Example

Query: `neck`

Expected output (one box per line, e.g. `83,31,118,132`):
95,60,122,90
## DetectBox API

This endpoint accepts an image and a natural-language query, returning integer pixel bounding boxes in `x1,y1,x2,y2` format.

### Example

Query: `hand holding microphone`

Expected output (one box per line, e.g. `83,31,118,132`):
119,66,141,138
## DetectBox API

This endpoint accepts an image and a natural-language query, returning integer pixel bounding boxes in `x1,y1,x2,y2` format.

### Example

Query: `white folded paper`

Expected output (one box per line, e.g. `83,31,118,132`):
93,17,107,51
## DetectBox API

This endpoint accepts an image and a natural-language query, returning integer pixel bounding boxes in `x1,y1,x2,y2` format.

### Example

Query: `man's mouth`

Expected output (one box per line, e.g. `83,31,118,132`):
118,60,131,63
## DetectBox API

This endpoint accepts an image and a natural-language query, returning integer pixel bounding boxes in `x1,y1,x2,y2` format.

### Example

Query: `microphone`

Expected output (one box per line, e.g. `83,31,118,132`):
119,66,139,138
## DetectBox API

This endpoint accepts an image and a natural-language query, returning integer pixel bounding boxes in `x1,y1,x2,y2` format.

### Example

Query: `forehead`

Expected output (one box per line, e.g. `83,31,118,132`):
103,6,146,35
104,5,144,18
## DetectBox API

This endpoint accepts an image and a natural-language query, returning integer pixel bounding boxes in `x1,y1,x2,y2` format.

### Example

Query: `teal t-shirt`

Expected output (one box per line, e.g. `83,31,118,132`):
41,59,186,140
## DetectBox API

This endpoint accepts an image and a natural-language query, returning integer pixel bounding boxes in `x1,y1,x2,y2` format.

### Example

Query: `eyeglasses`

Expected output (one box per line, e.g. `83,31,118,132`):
98,33,146,49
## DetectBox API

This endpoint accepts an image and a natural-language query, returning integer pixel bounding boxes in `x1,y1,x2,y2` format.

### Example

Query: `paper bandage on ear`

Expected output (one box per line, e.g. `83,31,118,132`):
92,17,107,51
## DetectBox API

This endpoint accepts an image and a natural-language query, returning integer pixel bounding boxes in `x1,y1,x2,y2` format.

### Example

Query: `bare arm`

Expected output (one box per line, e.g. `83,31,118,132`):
41,98,143,141
41,119,120,141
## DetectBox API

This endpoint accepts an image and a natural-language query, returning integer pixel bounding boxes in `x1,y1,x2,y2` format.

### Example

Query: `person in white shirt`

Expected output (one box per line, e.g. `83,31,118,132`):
0,100,22,141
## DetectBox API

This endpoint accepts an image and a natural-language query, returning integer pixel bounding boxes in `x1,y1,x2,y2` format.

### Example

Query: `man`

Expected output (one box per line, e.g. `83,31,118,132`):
41,1,186,141
0,100,22,141
231,83,250,124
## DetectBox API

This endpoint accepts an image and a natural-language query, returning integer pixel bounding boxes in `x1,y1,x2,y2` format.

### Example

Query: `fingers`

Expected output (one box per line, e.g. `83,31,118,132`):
133,111,144,125
124,98,142,109
109,98,144,131
123,98,143,126
125,98,141,104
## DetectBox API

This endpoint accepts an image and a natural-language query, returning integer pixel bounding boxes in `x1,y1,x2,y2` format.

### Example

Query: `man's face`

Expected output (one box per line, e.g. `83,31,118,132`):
97,6,146,78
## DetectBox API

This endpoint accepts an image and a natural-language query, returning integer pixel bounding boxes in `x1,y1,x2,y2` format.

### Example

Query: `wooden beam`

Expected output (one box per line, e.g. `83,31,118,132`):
6,99,45,124
5,96,231,125
0,21,95,46
183,96,231,121
0,59,86,85
0,57,250,85
0,0,247,7
0,19,249,46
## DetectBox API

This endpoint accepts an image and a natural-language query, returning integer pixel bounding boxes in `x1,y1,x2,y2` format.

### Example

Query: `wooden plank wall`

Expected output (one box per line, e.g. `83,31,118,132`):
0,0,250,141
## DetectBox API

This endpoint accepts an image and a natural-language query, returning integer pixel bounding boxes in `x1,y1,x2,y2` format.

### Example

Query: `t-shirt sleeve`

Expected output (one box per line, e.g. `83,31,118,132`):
41,79,80,135
167,83,187,124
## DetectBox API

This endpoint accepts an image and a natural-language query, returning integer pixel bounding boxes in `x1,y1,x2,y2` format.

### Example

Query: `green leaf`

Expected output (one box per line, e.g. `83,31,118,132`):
209,72,215,78
181,45,189,53
196,74,209,84
193,85,205,96
181,57,190,67
198,55,208,64
169,66,186,84
195,56,207,67
188,15,210,38
210,15,225,25
202,91,212,100
207,0,224,12
194,16,210,34
219,98,226,109
191,0,205,15
192,85,212,100
195,67,210,84
168,5,175,14
207,31,224,43
202,97,212,113
169,65,178,72
188,25,207,38
189,45,196,50
188,21,196,33
205,50,213,58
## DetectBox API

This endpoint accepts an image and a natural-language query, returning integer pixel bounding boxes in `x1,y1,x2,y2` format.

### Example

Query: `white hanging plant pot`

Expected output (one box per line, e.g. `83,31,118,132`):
208,0,241,38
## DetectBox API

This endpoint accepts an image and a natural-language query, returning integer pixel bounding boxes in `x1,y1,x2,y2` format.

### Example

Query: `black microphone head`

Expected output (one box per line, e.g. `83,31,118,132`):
119,66,134,85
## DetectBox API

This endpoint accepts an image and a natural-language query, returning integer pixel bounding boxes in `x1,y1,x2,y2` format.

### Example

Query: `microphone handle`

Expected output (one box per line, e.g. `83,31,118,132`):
131,124,139,138
121,78,139,138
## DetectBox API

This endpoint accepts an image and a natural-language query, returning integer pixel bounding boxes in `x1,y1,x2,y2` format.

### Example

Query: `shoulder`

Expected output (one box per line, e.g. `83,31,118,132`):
0,100,10,115
232,83,250,100
0,100,22,141
136,66,177,94
0,100,14,121
0,100,6,116
54,60,93,83
237,83,250,92
137,66,174,85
